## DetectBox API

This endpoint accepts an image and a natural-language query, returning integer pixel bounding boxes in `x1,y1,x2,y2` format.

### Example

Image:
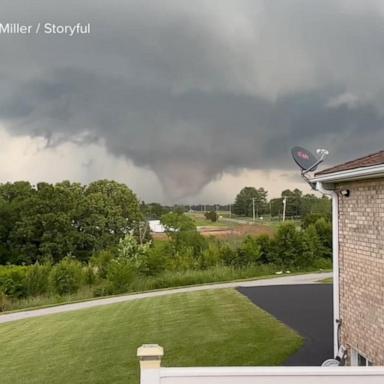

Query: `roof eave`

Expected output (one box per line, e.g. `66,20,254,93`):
312,164,384,184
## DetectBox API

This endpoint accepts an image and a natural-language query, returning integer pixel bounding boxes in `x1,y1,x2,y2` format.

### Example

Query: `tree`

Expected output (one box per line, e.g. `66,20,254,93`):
75,180,143,259
140,202,170,220
160,212,196,232
233,187,268,217
160,212,207,256
281,189,303,217
237,236,262,265
314,218,332,258
0,180,143,265
300,225,322,266
204,211,218,222
270,222,304,267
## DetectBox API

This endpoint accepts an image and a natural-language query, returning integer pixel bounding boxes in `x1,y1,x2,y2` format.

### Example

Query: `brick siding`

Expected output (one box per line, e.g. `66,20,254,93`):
337,178,384,365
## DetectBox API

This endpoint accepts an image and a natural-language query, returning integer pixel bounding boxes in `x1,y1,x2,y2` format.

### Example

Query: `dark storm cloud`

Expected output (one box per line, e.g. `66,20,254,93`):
2,0,384,197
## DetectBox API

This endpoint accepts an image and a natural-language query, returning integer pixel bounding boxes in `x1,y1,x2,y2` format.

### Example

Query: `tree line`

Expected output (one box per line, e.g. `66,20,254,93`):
1,212,332,311
0,180,142,265
0,180,331,267
233,186,331,219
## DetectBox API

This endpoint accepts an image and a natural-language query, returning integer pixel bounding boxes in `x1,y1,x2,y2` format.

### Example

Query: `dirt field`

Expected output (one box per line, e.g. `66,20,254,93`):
152,224,275,240
199,224,275,238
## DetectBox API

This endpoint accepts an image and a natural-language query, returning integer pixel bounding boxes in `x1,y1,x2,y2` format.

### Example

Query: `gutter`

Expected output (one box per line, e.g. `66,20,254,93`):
315,181,340,357
313,163,384,184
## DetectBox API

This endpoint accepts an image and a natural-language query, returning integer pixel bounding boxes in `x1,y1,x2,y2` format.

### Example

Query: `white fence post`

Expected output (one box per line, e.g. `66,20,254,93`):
137,344,163,384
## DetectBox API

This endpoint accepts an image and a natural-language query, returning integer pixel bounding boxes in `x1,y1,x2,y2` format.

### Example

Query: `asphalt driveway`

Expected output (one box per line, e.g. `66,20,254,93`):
237,284,333,366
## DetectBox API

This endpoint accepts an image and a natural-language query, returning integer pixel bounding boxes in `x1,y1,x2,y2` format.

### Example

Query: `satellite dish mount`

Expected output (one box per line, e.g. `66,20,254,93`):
291,146,329,189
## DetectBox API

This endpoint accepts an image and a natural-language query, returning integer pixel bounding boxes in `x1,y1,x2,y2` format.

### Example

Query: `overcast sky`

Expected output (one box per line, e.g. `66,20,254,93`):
1,0,384,203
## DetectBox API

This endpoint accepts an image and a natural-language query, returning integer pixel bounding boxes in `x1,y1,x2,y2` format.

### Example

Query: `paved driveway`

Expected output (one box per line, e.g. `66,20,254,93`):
238,284,333,366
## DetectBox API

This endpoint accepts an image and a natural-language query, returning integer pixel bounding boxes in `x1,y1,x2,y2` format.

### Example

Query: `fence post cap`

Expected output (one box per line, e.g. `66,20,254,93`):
137,344,164,359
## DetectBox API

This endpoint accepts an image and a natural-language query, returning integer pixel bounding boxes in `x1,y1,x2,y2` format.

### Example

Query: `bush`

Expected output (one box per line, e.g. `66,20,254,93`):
302,213,330,228
83,264,97,285
204,211,218,222
0,266,28,298
138,242,168,276
314,218,332,258
129,264,282,292
165,246,197,271
270,222,304,268
0,290,9,312
25,263,51,296
90,250,115,279
221,236,262,267
238,236,262,265
49,257,83,295
300,225,322,267
198,242,222,269
117,234,151,268
104,234,149,293
255,234,272,264
220,244,237,266
106,259,135,293
174,231,208,257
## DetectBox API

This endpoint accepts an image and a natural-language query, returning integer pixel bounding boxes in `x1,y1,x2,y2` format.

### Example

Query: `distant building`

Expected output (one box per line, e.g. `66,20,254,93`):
148,220,166,233
313,150,384,365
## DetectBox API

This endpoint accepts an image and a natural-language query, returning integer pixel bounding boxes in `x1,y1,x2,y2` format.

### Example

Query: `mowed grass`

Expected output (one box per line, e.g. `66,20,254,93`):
318,277,333,284
0,289,302,384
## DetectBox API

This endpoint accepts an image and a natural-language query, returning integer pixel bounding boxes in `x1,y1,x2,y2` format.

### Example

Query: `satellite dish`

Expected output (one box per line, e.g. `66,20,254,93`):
321,359,341,367
291,146,329,190
291,146,319,172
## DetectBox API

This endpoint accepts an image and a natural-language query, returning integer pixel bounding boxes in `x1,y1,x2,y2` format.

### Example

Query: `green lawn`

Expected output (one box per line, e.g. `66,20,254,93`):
0,289,302,384
186,212,231,227
318,277,333,284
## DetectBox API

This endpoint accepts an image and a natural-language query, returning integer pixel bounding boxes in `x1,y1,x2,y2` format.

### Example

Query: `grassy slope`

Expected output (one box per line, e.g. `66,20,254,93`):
318,277,333,284
0,289,302,384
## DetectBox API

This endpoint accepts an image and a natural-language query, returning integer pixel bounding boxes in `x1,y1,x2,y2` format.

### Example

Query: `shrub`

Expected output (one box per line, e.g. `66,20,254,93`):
221,236,262,268
300,225,322,267
174,231,208,257
138,243,168,276
104,234,150,293
238,236,262,265
198,242,222,269
204,211,218,222
220,244,237,266
117,234,151,268
270,222,304,268
302,213,330,228
90,250,115,278
165,246,197,271
106,259,135,293
93,282,113,297
25,263,51,296
0,266,28,298
311,257,333,269
255,234,272,264
314,218,332,258
0,290,9,312
49,257,83,295
83,264,97,285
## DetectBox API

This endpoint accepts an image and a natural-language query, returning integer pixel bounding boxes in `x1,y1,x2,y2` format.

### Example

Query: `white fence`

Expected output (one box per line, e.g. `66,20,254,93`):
137,344,384,384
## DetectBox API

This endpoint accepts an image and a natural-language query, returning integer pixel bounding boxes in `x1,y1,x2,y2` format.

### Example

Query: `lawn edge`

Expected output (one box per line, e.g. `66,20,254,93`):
0,269,331,315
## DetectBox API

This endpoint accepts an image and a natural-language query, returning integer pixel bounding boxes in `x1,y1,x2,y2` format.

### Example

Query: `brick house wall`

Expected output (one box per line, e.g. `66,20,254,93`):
337,178,384,365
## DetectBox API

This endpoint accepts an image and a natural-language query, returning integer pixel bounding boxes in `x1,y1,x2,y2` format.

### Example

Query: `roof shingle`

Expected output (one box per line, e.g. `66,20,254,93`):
315,150,384,176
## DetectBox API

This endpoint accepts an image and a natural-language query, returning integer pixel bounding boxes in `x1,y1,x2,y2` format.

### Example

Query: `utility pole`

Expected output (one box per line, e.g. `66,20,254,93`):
252,198,256,222
282,197,287,222
229,204,232,218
